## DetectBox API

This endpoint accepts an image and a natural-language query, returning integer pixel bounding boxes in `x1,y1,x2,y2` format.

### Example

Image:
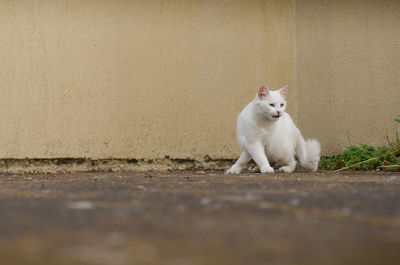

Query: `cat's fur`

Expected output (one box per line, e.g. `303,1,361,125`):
226,85,320,174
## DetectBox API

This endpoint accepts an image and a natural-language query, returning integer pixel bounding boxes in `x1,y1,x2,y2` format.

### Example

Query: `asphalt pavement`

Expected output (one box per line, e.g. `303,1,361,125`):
0,170,399,265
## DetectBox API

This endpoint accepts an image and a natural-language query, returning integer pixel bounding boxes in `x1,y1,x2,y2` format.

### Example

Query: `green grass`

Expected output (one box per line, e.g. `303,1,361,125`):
319,144,400,171
395,115,400,124
319,117,400,171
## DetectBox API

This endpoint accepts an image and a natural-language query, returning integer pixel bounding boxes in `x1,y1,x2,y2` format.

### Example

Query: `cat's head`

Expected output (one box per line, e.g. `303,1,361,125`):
254,85,288,121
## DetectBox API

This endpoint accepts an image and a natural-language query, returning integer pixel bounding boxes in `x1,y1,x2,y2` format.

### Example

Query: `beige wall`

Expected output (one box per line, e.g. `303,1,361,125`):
1,0,399,161
296,0,400,154
0,0,295,160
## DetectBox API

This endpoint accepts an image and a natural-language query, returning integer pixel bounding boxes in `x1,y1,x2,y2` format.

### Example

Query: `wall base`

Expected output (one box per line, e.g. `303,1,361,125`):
0,157,236,174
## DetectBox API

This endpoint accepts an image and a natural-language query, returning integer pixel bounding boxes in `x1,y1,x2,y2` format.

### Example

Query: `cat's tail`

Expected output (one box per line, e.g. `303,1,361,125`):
296,137,321,172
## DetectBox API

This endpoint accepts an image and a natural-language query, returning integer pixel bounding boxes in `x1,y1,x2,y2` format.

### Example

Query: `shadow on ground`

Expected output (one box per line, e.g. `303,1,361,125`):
0,170,399,265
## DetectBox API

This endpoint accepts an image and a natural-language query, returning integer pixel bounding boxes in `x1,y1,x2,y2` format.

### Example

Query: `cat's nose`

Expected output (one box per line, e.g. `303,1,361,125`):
276,110,281,115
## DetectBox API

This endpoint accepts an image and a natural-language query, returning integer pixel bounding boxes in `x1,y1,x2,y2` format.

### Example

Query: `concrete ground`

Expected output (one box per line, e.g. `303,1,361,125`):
0,170,399,265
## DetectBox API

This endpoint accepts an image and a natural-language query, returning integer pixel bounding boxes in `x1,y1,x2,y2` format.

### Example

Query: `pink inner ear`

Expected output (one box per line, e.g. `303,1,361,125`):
280,85,288,97
258,86,269,99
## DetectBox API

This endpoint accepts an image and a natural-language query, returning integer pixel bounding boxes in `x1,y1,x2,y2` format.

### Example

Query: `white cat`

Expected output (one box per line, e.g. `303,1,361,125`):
226,85,321,174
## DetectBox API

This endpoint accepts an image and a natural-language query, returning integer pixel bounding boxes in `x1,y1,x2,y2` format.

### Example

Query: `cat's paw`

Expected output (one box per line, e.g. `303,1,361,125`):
278,166,295,173
260,165,274,174
225,166,242,174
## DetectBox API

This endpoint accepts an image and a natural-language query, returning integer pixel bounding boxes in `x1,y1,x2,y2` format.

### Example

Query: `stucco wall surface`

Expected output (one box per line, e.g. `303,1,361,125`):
2,0,398,162
296,0,400,154
0,0,295,159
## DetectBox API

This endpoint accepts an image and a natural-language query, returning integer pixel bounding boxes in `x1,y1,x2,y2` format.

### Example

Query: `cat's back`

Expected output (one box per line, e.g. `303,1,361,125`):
236,100,256,127
236,100,263,145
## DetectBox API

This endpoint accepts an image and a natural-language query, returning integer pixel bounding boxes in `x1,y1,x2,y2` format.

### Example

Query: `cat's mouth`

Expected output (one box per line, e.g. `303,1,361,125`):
272,115,280,119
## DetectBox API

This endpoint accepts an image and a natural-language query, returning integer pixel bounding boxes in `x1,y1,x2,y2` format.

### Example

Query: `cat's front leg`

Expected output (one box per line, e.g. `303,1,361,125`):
246,142,274,173
225,151,251,174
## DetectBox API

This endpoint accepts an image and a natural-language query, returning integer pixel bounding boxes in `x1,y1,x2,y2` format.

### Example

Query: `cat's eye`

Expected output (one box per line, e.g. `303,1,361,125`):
280,103,284,107
269,104,275,107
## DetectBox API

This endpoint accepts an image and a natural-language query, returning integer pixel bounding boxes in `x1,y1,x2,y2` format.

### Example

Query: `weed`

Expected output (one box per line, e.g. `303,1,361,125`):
319,118,400,171
319,145,399,170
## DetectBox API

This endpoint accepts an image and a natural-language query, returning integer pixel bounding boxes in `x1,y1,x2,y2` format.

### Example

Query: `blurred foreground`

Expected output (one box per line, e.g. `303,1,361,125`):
0,171,399,265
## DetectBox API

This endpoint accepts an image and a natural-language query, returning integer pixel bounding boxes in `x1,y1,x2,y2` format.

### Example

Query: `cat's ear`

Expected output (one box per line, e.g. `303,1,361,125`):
279,85,288,98
258,86,270,100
